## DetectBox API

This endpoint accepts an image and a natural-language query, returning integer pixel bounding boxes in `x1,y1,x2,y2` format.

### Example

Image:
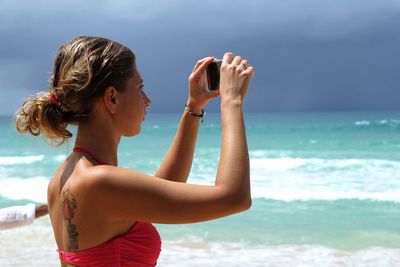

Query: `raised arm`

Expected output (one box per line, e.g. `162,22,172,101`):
155,57,219,182
88,52,255,224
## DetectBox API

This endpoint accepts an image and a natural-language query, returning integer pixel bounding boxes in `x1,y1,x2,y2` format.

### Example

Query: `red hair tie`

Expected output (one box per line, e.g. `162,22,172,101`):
49,95,61,108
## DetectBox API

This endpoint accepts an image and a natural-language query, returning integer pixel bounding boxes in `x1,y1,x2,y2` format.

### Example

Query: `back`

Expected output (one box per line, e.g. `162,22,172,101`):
47,155,135,265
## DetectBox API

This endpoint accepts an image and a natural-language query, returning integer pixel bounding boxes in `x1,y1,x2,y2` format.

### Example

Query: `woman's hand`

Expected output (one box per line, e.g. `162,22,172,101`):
187,57,220,112
219,52,255,106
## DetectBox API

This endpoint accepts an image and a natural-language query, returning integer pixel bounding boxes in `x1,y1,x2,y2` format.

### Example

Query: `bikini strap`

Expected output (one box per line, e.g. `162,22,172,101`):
73,147,107,165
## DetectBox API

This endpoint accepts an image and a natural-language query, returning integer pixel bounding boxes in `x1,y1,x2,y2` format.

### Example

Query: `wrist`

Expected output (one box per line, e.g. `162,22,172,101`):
186,100,203,114
184,104,206,123
221,97,243,109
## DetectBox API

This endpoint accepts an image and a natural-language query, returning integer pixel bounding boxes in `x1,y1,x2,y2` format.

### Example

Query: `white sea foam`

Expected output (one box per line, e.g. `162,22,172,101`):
354,118,400,128
0,155,44,166
379,119,400,125
0,176,48,202
355,120,370,126
250,157,400,173
251,188,400,202
2,153,400,203
248,157,400,202
249,149,293,158
55,154,67,162
191,155,400,202
250,150,269,157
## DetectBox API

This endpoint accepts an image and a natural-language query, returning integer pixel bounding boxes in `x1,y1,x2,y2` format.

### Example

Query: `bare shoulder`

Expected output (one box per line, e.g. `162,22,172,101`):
47,161,68,207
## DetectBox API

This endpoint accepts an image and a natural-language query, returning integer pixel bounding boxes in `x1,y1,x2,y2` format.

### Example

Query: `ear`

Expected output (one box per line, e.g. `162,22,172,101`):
103,86,119,114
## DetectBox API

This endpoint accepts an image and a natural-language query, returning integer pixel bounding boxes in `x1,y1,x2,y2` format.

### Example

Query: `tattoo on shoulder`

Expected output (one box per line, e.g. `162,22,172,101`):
60,187,79,251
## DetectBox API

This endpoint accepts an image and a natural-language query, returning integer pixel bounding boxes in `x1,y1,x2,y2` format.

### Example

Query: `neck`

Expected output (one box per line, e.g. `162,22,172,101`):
75,117,120,166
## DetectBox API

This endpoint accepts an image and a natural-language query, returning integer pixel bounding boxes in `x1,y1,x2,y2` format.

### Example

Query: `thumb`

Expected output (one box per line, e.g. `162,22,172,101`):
206,90,220,99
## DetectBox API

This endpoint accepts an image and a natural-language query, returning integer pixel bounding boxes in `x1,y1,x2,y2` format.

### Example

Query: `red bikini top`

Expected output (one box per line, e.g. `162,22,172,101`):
57,221,162,267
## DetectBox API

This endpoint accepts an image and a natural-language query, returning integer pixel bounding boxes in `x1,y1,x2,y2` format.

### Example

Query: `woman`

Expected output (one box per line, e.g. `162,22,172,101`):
15,36,254,267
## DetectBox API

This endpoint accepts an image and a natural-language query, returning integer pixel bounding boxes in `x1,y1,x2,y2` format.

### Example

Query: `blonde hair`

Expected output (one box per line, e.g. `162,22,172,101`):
15,36,135,145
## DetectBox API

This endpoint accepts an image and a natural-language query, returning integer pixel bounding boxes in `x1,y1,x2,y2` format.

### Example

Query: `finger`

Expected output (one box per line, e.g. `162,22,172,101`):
237,61,246,71
242,66,255,77
222,52,234,65
232,56,242,65
192,57,212,72
192,57,213,72
191,57,214,79
237,59,248,71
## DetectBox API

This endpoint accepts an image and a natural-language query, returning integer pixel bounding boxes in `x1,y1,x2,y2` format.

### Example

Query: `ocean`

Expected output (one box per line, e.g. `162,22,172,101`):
0,111,399,266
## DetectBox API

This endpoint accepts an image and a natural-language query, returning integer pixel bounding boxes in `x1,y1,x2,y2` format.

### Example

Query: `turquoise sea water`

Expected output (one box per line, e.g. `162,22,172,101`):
0,111,399,266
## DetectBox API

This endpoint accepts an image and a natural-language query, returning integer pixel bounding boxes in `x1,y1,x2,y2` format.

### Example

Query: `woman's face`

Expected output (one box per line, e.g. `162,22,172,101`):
118,66,151,136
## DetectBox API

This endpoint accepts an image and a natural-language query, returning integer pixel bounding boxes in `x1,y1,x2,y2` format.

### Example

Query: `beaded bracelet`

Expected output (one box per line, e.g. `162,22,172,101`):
184,104,206,123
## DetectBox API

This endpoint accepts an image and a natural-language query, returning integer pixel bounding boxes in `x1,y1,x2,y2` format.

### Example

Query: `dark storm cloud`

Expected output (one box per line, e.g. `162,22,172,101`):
1,0,400,114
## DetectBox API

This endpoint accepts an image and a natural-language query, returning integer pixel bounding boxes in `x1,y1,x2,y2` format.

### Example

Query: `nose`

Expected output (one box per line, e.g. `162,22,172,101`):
141,91,152,107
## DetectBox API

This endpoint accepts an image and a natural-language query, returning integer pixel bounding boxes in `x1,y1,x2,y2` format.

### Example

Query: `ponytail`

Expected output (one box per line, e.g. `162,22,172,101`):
15,91,72,146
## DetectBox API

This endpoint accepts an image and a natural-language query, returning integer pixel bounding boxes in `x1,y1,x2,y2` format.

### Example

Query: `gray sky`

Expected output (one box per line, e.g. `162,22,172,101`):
1,0,400,114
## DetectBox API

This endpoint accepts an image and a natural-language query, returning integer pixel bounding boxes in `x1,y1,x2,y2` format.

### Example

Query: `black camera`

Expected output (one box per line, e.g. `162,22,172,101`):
206,60,222,91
